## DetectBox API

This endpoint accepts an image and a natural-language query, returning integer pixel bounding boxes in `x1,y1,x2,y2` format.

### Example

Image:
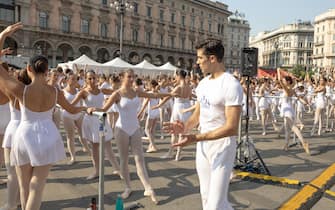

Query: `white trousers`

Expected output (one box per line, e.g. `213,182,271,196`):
196,137,236,210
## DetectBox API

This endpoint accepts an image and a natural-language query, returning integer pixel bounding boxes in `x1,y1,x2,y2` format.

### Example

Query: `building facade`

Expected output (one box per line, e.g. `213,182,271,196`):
313,8,335,70
226,12,250,70
0,0,232,69
249,21,314,70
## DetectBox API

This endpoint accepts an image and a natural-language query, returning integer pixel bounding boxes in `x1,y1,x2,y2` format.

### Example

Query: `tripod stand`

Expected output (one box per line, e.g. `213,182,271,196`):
235,75,271,175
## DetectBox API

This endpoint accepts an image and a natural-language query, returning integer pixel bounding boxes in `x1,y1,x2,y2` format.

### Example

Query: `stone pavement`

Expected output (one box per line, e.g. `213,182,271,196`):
1,114,335,209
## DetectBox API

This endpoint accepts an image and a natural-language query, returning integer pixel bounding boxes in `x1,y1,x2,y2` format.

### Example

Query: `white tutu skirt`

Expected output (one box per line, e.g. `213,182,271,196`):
2,120,20,149
82,115,113,143
11,119,66,166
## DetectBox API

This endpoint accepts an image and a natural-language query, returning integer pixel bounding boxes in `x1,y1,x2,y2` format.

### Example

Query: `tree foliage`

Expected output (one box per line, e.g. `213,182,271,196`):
290,65,306,79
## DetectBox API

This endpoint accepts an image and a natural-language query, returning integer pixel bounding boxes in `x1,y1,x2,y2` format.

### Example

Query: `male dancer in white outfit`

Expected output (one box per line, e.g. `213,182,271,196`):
164,39,242,210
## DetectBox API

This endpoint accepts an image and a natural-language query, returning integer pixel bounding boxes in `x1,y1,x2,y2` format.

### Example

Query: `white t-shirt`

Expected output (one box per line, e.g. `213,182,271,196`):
196,72,243,133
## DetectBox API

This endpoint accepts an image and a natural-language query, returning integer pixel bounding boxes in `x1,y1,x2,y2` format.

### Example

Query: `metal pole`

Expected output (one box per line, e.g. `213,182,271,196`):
119,0,124,59
274,42,278,69
97,112,107,210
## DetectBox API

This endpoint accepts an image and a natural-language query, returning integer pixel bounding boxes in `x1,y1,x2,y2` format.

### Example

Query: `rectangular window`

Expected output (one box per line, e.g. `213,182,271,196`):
159,10,164,21
169,35,175,48
333,34,335,41
133,2,138,14
332,45,335,54
200,21,203,30
101,0,107,6
39,11,48,29
299,42,303,48
208,22,211,32
181,37,185,50
81,19,89,34
146,31,151,45
171,13,175,23
61,15,70,33
160,34,164,47
0,2,14,22
181,16,185,26
100,23,107,37
191,17,195,28
132,29,138,42
147,6,152,17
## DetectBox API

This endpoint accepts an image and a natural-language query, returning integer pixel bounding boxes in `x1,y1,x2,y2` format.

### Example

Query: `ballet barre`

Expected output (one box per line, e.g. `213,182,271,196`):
56,105,107,210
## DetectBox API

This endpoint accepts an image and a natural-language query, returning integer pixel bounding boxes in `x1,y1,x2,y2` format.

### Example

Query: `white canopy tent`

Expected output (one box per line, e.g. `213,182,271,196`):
57,54,104,72
102,57,134,74
133,60,160,76
157,62,178,74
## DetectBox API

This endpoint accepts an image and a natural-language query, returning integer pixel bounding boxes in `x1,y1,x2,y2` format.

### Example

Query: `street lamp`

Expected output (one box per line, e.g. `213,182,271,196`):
110,0,134,59
273,41,279,69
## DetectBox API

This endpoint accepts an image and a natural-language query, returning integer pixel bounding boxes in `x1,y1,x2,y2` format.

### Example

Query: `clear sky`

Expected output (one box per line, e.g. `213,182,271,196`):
219,0,334,36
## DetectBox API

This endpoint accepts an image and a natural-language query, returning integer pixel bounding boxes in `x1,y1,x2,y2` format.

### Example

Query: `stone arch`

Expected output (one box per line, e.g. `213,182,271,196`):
78,45,93,58
154,55,164,66
142,53,152,63
112,49,120,58
32,40,53,61
177,57,185,68
128,51,140,64
187,58,194,70
56,43,74,64
4,37,18,55
167,56,175,65
96,48,110,63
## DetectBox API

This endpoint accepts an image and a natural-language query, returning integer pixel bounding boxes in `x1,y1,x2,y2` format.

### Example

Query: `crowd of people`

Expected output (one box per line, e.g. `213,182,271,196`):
0,23,335,210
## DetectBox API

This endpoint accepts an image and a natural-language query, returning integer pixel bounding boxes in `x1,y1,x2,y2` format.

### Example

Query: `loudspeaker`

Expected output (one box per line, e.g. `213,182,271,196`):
241,47,258,77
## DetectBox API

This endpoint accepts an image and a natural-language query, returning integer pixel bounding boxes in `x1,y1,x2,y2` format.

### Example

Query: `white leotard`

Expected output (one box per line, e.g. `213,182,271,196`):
171,97,191,122
82,91,113,142
62,90,82,120
280,96,295,119
316,91,326,109
147,94,160,119
115,95,141,136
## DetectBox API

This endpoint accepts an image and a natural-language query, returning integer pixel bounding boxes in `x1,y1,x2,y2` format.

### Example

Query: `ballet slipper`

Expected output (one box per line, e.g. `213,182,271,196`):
67,159,76,165
112,170,124,179
121,188,132,199
146,147,158,153
283,143,289,151
144,189,158,205
160,150,173,159
86,173,99,180
303,143,310,155
262,131,266,136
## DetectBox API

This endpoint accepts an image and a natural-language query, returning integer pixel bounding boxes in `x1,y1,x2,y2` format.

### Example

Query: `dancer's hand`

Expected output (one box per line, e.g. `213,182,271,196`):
0,22,23,37
163,120,184,134
0,47,13,56
87,107,96,115
173,134,197,147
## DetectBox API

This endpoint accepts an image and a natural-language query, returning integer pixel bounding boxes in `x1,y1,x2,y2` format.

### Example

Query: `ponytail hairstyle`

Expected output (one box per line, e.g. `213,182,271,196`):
175,69,187,79
29,55,48,74
17,69,32,85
